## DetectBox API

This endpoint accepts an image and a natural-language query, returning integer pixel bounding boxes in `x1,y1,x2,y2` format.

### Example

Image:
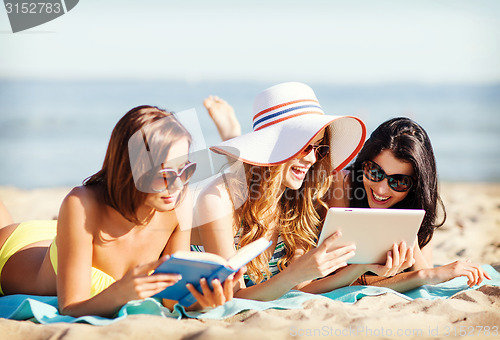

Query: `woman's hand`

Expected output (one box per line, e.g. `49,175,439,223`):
420,260,492,287
186,268,245,309
111,256,182,303
365,241,415,277
287,231,356,285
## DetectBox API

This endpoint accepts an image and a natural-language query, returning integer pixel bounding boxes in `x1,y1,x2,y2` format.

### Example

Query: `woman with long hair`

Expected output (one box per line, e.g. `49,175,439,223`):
325,117,490,290
192,83,412,300
338,117,444,258
0,105,240,316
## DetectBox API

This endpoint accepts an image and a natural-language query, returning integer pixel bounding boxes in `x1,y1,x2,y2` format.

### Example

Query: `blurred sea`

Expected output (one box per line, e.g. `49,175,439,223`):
0,79,499,189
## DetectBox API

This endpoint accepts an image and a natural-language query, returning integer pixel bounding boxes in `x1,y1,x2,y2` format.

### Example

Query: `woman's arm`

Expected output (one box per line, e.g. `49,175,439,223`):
56,189,97,315
195,181,296,299
345,237,491,292
234,232,356,300
412,240,433,270
57,189,180,317
162,189,240,311
300,241,415,293
363,259,491,292
300,265,370,293
199,228,357,301
196,182,358,301
195,181,244,292
160,215,192,310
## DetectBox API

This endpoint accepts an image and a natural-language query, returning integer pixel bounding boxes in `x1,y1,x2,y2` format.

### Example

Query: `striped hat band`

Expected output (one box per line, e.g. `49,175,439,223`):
252,99,325,131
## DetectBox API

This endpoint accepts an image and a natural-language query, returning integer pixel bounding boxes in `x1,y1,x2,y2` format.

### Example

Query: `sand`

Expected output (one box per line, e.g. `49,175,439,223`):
0,182,499,339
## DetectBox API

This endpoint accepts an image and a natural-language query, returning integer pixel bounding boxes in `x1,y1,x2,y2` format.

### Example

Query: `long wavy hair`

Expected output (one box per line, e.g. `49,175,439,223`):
83,105,191,225
348,117,446,249
236,130,333,283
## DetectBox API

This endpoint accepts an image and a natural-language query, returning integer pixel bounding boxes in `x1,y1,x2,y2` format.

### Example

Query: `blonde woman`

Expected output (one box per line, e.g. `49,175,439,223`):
192,83,412,300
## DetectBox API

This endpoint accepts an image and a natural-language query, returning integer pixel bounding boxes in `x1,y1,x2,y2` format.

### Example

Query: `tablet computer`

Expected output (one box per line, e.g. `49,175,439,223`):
318,208,425,264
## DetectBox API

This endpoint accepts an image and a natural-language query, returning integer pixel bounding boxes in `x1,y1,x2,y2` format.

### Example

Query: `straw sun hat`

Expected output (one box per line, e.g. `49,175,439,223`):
210,82,366,171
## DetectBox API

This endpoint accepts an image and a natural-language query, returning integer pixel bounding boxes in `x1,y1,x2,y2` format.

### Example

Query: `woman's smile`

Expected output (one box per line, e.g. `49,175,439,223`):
363,149,414,209
290,165,310,181
370,189,391,204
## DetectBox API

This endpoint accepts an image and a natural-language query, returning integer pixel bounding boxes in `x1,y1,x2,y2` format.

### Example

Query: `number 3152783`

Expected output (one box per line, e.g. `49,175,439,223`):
444,326,498,337
5,2,62,14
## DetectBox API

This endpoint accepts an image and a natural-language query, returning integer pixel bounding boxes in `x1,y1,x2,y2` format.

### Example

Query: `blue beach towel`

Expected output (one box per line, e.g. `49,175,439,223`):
1,265,498,324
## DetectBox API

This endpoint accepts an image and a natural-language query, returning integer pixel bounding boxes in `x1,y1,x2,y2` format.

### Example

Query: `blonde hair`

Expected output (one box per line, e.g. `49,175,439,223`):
236,130,332,283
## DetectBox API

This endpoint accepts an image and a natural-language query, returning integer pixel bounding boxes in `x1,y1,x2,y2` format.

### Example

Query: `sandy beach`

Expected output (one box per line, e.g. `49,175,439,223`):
0,182,499,339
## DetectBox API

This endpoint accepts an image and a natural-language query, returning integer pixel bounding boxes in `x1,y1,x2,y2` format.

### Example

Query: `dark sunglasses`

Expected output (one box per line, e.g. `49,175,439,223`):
150,162,197,192
298,143,330,159
362,160,414,192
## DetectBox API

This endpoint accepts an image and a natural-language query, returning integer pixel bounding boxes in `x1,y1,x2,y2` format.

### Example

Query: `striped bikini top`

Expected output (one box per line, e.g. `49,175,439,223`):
257,234,285,278
190,230,286,279
236,232,286,279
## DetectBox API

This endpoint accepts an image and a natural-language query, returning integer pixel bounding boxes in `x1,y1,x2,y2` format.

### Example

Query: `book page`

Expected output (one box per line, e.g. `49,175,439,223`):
171,250,228,265
226,238,272,269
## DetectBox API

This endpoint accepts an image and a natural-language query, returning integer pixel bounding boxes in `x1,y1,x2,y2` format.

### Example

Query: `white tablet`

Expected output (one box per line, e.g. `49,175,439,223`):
318,208,425,264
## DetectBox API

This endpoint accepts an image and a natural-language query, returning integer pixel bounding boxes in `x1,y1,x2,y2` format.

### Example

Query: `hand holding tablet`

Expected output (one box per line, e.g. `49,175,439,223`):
318,208,425,265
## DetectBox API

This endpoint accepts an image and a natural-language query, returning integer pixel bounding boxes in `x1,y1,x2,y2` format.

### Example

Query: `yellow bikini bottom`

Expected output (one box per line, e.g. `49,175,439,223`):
0,220,115,296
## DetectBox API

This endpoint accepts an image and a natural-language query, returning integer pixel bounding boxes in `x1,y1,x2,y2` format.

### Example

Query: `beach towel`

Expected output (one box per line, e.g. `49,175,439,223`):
0,264,498,324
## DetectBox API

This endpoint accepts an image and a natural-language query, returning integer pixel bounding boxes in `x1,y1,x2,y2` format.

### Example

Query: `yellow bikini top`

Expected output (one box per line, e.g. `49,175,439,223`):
49,241,116,297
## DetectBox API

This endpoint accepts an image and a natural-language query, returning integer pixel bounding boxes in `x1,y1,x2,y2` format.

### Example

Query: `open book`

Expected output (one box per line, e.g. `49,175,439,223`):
153,238,272,306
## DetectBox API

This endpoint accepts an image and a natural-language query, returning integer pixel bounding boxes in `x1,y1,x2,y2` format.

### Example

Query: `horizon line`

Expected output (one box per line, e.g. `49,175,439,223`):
0,77,499,87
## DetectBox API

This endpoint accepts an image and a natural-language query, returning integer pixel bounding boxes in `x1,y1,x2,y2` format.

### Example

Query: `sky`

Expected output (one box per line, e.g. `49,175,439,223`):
1,0,499,84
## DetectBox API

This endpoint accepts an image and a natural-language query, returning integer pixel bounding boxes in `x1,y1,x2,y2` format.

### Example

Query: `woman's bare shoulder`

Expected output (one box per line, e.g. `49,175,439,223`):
59,186,103,233
62,186,101,210
193,175,239,228
197,175,238,206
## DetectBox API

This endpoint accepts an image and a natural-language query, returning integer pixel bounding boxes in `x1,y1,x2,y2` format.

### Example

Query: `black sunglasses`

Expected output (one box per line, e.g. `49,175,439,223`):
362,160,414,192
150,162,197,192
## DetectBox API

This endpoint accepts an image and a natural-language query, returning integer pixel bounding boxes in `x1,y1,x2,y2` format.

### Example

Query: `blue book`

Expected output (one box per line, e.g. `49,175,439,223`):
153,238,272,306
